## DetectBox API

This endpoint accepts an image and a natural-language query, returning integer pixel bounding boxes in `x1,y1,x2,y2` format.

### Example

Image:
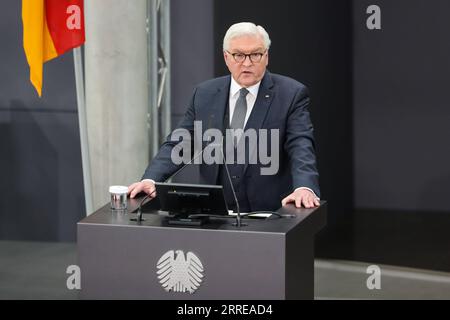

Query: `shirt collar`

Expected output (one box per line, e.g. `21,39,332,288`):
230,76,261,98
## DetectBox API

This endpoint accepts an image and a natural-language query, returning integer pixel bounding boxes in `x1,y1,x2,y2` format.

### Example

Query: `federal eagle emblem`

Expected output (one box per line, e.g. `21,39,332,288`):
156,250,204,293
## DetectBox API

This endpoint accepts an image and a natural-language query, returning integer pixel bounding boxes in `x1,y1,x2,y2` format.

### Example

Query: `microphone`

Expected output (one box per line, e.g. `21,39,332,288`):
134,136,214,223
217,137,244,228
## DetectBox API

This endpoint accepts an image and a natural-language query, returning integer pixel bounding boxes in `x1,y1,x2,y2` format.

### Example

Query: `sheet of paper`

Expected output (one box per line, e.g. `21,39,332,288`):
228,210,272,218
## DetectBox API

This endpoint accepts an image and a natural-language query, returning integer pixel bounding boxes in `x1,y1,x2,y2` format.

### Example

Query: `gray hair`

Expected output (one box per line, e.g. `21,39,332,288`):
223,22,271,51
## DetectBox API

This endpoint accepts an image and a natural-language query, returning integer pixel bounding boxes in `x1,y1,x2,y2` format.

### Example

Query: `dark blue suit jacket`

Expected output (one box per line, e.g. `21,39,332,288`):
142,71,320,211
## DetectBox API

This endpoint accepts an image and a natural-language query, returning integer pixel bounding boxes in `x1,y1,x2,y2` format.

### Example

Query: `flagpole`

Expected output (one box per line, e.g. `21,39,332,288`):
74,46,94,216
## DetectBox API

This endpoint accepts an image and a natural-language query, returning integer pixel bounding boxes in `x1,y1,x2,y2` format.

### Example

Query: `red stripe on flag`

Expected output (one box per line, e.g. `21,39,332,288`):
45,0,85,55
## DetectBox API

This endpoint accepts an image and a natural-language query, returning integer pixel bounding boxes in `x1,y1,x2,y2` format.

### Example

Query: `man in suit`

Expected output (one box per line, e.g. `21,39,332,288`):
128,22,320,210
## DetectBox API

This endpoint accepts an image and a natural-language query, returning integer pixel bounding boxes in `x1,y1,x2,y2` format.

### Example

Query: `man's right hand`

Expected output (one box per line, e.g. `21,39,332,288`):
128,180,156,199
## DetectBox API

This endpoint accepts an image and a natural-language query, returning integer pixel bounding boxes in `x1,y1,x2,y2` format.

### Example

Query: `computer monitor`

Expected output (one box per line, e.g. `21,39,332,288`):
155,182,229,226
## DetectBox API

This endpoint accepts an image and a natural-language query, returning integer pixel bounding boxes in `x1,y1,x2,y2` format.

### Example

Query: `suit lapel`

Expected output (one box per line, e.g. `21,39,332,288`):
240,72,275,175
206,78,230,134
244,72,275,132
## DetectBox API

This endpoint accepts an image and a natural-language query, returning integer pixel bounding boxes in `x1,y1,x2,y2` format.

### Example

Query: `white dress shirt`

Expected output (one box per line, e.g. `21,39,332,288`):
228,77,260,127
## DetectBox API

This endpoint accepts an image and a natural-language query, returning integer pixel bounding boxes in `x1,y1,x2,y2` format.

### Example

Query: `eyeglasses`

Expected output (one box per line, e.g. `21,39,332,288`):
226,50,267,63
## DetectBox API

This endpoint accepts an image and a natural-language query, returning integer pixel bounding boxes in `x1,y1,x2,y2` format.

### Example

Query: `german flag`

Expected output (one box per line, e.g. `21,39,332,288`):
22,0,85,96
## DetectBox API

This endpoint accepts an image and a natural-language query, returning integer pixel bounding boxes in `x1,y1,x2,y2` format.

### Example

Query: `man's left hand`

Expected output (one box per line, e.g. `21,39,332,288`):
281,189,320,208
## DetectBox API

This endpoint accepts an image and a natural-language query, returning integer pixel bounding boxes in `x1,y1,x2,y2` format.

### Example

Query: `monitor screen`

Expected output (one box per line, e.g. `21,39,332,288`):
155,182,229,216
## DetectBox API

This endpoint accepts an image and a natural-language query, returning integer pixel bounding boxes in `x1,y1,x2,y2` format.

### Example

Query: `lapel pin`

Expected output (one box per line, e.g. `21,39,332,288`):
265,95,270,98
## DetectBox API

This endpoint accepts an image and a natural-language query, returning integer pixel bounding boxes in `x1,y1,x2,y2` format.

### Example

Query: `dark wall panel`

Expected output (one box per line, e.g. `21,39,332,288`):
170,0,214,183
352,0,450,271
171,0,214,122
354,0,450,212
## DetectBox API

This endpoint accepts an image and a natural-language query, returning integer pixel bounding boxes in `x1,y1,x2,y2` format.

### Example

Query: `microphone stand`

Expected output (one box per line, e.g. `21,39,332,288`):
219,142,244,228
135,191,153,222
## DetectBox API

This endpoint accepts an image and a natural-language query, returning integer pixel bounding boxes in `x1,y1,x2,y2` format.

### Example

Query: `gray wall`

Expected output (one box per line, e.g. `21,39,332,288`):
0,1,85,241
84,0,150,211
354,0,450,211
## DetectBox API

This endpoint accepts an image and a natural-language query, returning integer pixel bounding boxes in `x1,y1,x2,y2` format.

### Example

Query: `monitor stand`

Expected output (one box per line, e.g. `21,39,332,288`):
167,213,209,226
